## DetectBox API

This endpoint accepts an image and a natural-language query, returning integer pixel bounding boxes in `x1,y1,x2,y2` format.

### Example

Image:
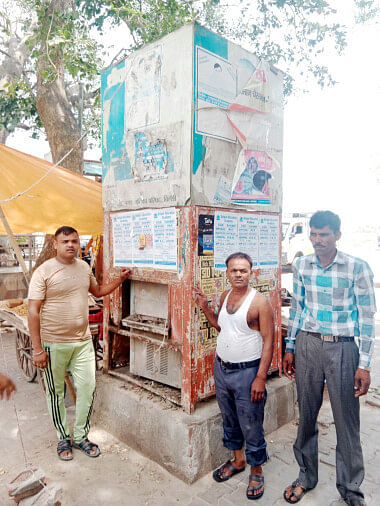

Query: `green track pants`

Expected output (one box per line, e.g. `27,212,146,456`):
42,339,96,443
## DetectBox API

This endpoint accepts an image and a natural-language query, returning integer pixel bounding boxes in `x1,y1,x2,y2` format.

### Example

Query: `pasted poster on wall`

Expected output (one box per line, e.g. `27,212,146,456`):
213,211,278,270
196,46,237,142
198,255,225,351
125,45,162,131
231,149,275,205
259,215,279,267
111,208,177,270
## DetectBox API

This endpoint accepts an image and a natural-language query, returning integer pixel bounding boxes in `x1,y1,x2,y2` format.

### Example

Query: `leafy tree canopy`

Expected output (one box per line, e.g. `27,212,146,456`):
0,0,378,149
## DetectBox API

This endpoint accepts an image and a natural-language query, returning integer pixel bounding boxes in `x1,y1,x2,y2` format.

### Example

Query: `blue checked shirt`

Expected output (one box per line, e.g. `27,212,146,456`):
285,251,376,368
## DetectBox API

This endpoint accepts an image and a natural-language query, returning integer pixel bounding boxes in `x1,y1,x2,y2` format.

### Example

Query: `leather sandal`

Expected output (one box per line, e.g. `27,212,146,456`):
72,438,100,458
246,474,264,500
57,439,73,461
212,459,246,482
283,479,307,503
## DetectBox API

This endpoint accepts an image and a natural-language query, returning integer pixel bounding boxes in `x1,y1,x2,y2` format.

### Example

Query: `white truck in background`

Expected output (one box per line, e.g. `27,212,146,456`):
282,213,313,266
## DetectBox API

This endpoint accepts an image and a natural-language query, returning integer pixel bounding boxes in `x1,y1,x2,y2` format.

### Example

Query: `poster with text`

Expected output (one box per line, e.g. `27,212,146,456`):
214,212,239,269
259,215,279,267
153,208,177,270
237,214,259,267
131,210,154,267
112,213,133,266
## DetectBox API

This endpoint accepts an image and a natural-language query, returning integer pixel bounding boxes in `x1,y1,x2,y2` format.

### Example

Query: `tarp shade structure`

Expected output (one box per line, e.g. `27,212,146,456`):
0,144,102,235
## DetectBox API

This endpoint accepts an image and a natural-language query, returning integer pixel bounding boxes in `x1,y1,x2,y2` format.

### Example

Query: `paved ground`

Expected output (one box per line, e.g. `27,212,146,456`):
0,240,378,505
0,319,379,505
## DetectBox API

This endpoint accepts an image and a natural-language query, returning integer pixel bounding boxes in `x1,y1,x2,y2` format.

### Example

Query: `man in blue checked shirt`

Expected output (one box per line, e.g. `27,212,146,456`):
282,210,376,506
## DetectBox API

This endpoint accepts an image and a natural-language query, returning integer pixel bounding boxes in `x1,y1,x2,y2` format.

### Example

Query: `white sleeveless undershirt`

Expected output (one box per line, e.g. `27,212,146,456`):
216,288,263,363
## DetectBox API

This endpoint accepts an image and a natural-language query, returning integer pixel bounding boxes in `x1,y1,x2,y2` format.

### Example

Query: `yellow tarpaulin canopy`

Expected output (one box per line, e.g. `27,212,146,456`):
0,144,102,235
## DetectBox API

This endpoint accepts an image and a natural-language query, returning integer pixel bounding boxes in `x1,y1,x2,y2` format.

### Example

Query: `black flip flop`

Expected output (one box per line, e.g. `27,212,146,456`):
73,438,100,458
213,459,246,483
246,474,264,500
57,439,73,461
283,479,307,503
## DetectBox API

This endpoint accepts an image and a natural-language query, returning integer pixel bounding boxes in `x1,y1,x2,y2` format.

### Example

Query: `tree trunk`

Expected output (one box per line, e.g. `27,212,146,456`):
35,0,83,174
0,128,9,144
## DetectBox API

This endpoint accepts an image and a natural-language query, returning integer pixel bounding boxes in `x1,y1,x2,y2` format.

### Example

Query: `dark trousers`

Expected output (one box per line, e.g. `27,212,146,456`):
214,358,268,467
294,331,365,505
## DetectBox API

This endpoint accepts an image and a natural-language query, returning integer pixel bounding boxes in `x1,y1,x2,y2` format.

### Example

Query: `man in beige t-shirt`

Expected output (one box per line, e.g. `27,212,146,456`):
28,226,129,461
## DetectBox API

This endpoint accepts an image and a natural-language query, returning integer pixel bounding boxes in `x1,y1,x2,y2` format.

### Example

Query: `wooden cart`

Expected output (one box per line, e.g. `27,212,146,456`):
0,305,103,396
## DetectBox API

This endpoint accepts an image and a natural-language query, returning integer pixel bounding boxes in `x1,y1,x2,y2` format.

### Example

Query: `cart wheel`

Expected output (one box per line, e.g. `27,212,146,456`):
15,330,37,382
37,368,45,393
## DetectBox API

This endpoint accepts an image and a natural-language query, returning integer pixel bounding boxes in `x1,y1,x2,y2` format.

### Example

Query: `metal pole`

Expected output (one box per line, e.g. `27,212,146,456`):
0,205,30,285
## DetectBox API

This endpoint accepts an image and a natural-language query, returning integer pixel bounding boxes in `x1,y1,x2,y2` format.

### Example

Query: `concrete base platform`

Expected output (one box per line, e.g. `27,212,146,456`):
92,373,297,484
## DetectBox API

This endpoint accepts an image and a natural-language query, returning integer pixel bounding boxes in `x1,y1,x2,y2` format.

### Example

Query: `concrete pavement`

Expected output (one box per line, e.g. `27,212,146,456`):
0,320,379,505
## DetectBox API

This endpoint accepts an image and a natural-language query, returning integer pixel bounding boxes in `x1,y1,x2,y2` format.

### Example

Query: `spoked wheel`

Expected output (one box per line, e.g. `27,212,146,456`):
15,330,37,382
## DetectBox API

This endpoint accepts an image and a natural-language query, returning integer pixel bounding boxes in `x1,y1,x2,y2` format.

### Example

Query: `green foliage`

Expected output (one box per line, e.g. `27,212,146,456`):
0,84,41,136
1,0,379,147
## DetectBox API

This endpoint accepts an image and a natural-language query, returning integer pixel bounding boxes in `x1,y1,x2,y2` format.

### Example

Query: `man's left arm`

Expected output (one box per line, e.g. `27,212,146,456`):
89,268,130,298
353,261,377,397
250,297,274,403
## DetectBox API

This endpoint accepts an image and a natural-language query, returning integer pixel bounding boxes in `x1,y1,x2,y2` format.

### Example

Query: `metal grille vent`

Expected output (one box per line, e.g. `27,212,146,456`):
159,348,169,376
146,343,154,372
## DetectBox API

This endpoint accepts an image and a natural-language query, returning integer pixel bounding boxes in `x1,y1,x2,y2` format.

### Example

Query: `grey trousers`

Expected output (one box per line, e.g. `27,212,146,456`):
294,331,365,505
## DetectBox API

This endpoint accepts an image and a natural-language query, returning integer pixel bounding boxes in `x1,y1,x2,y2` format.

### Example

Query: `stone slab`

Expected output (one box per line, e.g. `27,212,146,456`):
92,373,297,484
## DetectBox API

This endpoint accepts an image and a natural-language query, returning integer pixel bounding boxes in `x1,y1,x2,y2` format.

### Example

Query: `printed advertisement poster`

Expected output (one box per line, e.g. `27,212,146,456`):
198,256,224,350
198,215,214,256
231,150,274,205
153,208,177,270
125,45,162,130
237,214,259,268
213,212,278,270
214,212,239,269
112,213,133,266
132,210,154,267
112,208,177,270
259,215,279,267
196,47,237,142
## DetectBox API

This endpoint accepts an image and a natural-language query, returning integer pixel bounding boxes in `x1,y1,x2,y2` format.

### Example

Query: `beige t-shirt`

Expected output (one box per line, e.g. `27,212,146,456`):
28,257,96,343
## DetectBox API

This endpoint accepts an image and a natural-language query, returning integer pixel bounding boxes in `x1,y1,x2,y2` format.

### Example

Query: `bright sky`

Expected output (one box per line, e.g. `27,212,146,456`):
6,2,380,229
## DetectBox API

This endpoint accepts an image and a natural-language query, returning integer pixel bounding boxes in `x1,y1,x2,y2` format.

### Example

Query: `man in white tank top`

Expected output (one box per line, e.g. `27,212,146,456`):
194,252,274,501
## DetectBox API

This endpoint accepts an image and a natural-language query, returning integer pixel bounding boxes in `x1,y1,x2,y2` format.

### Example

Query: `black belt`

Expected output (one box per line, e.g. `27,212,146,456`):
305,331,354,343
216,355,261,370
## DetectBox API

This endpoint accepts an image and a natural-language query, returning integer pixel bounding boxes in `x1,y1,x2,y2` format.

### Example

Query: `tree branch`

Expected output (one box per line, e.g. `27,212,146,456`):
0,47,11,58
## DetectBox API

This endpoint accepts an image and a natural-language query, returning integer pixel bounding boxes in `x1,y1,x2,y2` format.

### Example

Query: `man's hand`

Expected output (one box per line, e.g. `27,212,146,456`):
251,376,266,402
283,352,295,379
354,368,371,398
0,373,16,400
193,284,209,311
119,268,131,282
33,350,49,370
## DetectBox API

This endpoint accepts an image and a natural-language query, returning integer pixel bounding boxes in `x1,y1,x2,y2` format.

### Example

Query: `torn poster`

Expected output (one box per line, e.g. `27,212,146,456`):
133,132,171,182
195,46,237,142
231,149,275,205
229,60,271,114
125,45,162,130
